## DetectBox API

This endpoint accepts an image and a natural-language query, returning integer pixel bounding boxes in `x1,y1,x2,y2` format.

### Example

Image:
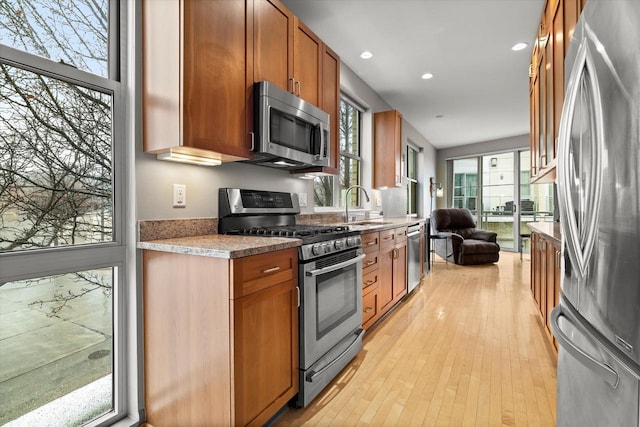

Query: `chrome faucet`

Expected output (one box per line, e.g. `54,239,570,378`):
344,185,370,222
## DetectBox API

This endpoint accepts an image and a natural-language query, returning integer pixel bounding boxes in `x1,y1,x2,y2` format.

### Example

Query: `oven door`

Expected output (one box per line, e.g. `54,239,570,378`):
300,250,365,369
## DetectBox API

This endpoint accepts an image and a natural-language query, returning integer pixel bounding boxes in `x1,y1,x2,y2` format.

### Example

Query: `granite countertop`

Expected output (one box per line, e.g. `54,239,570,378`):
528,222,562,242
137,234,301,259
137,216,427,259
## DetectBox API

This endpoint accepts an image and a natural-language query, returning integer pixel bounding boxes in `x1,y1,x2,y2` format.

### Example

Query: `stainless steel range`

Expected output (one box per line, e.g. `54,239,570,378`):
218,188,365,408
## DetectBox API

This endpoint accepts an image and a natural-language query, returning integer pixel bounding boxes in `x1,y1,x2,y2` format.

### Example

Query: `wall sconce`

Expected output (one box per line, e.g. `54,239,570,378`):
430,177,443,212
490,157,497,168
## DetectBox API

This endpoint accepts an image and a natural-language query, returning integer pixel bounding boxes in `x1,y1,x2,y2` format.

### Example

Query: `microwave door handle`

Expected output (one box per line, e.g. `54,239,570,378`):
317,121,327,161
306,254,365,277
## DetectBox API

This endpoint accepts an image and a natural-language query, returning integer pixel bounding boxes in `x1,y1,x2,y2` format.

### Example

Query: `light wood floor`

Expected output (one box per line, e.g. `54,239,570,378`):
276,252,557,427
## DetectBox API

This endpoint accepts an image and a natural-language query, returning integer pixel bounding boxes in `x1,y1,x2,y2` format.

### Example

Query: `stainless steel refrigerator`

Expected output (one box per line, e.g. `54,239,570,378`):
551,0,640,425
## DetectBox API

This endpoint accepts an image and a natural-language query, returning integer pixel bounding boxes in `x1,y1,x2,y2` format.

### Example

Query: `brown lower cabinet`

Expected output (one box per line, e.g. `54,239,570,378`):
142,247,298,427
530,231,562,352
361,226,408,330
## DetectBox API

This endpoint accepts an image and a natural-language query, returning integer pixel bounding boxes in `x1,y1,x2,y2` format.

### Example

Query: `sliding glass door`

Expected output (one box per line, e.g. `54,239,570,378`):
451,150,555,253
481,153,516,250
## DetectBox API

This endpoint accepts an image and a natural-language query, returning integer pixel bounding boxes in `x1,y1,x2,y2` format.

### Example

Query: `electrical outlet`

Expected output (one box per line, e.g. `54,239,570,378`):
173,184,186,208
376,198,382,207
298,192,308,207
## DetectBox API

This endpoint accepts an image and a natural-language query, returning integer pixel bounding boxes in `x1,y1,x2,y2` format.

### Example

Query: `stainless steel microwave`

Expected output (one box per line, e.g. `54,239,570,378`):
248,81,330,170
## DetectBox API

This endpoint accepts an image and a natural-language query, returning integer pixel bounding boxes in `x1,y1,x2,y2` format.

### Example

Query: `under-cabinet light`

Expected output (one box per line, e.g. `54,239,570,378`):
157,151,222,166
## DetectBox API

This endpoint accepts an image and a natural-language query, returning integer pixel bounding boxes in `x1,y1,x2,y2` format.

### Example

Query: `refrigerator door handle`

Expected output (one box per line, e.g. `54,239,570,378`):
550,305,619,388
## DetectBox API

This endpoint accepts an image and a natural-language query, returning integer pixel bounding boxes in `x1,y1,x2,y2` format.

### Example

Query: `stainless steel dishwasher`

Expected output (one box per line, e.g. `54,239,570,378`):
407,223,422,293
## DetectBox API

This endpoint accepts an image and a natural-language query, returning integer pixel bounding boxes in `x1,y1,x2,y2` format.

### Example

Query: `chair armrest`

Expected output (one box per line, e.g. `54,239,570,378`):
470,230,497,243
447,232,464,244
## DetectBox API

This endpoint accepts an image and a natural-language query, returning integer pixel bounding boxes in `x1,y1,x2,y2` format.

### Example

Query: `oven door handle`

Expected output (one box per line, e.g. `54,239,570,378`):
305,254,366,277
307,328,365,382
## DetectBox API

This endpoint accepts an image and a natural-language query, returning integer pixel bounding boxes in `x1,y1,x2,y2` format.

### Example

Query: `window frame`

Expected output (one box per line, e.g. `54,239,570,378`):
0,1,130,424
406,144,419,216
314,95,363,209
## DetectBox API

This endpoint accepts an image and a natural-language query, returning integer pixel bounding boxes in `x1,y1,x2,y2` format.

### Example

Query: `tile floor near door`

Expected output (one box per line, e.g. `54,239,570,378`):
276,252,557,426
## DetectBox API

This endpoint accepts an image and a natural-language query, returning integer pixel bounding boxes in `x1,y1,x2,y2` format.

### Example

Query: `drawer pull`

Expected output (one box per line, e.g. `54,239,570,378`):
364,279,377,286
364,260,376,267
365,241,377,246
364,307,374,313
383,235,393,241
261,266,281,274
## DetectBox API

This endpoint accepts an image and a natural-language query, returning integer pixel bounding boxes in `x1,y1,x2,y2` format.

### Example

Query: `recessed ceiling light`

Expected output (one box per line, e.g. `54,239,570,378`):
435,114,444,119
421,72,434,80
360,50,373,59
511,42,528,51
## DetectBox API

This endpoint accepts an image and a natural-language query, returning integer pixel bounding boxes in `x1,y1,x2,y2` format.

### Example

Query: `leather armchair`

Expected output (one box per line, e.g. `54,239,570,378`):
432,208,500,265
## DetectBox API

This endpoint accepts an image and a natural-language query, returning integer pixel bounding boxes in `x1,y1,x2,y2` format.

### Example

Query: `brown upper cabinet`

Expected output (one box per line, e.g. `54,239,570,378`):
529,0,587,183
142,0,254,162
143,0,340,172
253,0,322,105
374,110,403,188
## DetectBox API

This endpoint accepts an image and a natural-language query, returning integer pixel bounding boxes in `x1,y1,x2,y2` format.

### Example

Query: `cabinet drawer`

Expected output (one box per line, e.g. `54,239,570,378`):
362,251,379,274
362,283,380,328
361,232,380,253
394,226,408,243
362,269,380,290
379,229,396,246
232,248,298,298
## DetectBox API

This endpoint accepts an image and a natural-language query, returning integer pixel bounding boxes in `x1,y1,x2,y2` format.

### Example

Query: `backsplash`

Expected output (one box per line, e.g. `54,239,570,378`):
138,218,218,241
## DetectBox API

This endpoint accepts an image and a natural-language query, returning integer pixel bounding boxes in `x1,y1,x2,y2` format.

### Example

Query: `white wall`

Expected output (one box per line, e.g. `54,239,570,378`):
135,62,438,221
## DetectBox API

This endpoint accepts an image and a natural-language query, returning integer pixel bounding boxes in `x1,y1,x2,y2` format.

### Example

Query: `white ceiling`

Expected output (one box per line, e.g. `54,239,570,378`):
280,0,545,149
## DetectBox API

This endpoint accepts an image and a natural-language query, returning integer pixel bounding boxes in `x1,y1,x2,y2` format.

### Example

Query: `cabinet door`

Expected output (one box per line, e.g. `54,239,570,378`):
253,0,294,93
321,44,340,171
539,237,547,321
362,283,380,330
545,237,557,337
374,110,403,189
393,240,408,300
293,18,322,105
143,0,252,159
183,0,252,158
531,232,541,304
552,1,564,161
531,77,539,178
378,243,394,310
233,279,298,426
537,41,548,170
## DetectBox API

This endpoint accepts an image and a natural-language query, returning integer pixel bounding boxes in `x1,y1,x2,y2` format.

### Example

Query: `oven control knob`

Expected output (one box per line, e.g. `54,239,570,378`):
312,244,322,256
346,237,356,247
323,243,331,254
334,240,344,250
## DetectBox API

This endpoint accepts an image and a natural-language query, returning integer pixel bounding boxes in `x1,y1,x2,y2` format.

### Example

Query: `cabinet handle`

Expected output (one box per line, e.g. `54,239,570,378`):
383,235,393,241
393,248,399,259
365,241,377,247
296,286,300,308
288,77,295,93
363,307,374,313
364,279,377,286
295,80,301,96
261,266,281,274
364,260,376,267
249,132,255,151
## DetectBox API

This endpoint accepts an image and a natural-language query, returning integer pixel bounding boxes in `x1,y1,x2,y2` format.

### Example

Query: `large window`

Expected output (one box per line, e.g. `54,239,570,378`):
450,151,554,251
314,98,362,208
0,1,127,425
406,145,419,215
